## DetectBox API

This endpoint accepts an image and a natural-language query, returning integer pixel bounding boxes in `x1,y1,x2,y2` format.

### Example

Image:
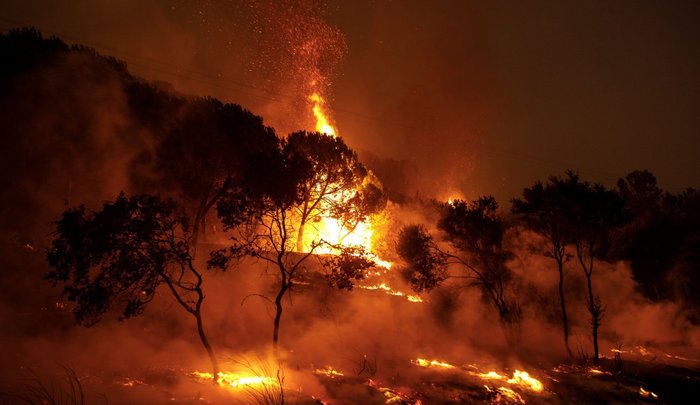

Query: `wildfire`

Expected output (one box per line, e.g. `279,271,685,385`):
309,93,336,137
412,358,456,369
639,387,659,400
191,370,276,390
485,385,525,404
586,367,611,376
507,370,544,392
313,366,344,378
475,371,508,380
302,90,395,271
368,379,420,404
359,282,423,303
470,369,544,393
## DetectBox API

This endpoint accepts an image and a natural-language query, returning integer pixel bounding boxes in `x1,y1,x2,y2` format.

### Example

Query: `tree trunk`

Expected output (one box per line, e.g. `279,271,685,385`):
195,310,219,383
557,261,573,357
272,283,288,360
585,273,600,362
295,221,306,253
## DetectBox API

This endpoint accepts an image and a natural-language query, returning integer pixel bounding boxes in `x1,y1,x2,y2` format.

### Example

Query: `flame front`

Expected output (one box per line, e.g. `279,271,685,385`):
360,283,423,303
192,370,276,390
313,366,344,378
507,370,544,392
412,358,456,369
302,89,394,273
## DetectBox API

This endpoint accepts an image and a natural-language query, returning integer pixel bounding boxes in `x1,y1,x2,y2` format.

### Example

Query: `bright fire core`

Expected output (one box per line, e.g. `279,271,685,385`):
302,91,386,266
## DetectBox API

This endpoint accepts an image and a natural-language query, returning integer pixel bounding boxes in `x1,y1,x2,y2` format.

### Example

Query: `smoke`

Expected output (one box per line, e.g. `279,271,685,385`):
1,3,699,403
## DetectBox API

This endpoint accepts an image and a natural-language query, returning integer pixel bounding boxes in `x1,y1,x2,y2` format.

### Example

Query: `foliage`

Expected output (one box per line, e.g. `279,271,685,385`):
396,225,447,293
46,194,192,324
283,131,375,251
397,197,520,326
321,246,376,290
45,193,219,380
209,134,378,356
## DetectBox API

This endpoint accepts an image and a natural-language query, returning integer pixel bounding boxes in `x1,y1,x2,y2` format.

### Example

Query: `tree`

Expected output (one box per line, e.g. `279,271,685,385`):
283,131,370,252
515,172,626,361
45,193,220,382
438,197,520,325
397,197,520,328
512,173,578,357
209,140,376,359
144,98,278,244
564,178,626,362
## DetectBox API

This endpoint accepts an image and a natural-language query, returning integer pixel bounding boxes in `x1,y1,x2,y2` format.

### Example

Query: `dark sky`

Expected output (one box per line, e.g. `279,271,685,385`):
1,0,698,202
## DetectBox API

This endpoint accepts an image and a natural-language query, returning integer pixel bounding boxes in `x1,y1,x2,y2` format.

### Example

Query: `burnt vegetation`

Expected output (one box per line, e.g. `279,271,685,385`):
2,28,700,404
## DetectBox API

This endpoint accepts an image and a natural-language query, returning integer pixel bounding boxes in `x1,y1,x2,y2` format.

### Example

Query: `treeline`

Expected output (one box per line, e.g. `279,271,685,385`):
397,170,700,361
2,28,387,381
1,28,697,374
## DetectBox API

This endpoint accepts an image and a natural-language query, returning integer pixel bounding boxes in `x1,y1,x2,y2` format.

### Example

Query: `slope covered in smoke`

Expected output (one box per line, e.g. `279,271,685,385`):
2,28,700,405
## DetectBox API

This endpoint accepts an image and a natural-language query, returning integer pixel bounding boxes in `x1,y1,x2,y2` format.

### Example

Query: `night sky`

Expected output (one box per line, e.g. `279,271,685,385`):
1,0,698,202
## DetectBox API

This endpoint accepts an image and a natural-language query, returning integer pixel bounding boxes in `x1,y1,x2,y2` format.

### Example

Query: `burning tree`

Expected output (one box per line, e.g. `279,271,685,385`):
283,131,374,252
209,135,376,359
45,194,220,381
397,197,520,330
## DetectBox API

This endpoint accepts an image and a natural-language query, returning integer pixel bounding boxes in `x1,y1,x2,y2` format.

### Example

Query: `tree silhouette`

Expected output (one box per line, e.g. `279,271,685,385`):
209,140,376,359
45,194,219,381
397,197,520,328
563,175,626,362
151,98,278,244
512,174,577,357
283,131,370,252
515,172,626,361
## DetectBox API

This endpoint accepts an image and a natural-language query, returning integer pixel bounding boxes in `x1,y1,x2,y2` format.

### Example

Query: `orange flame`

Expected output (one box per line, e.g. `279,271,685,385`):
192,370,276,390
412,358,455,369
313,366,344,378
309,93,336,137
507,370,544,392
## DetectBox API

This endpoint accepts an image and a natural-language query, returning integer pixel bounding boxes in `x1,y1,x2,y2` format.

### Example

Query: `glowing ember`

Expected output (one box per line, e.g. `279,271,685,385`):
413,358,456,369
639,387,659,400
587,367,612,376
115,377,146,387
192,371,276,390
359,283,423,303
496,387,525,404
507,370,544,392
368,379,419,404
313,366,344,378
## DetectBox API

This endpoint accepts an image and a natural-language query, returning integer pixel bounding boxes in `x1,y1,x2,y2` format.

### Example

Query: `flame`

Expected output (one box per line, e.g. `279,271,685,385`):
303,90,395,273
475,371,507,380
368,379,419,404
587,367,612,376
359,283,423,303
313,366,344,378
412,358,456,369
495,387,525,404
309,93,336,137
639,387,659,400
471,369,544,393
192,370,276,390
507,370,544,392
